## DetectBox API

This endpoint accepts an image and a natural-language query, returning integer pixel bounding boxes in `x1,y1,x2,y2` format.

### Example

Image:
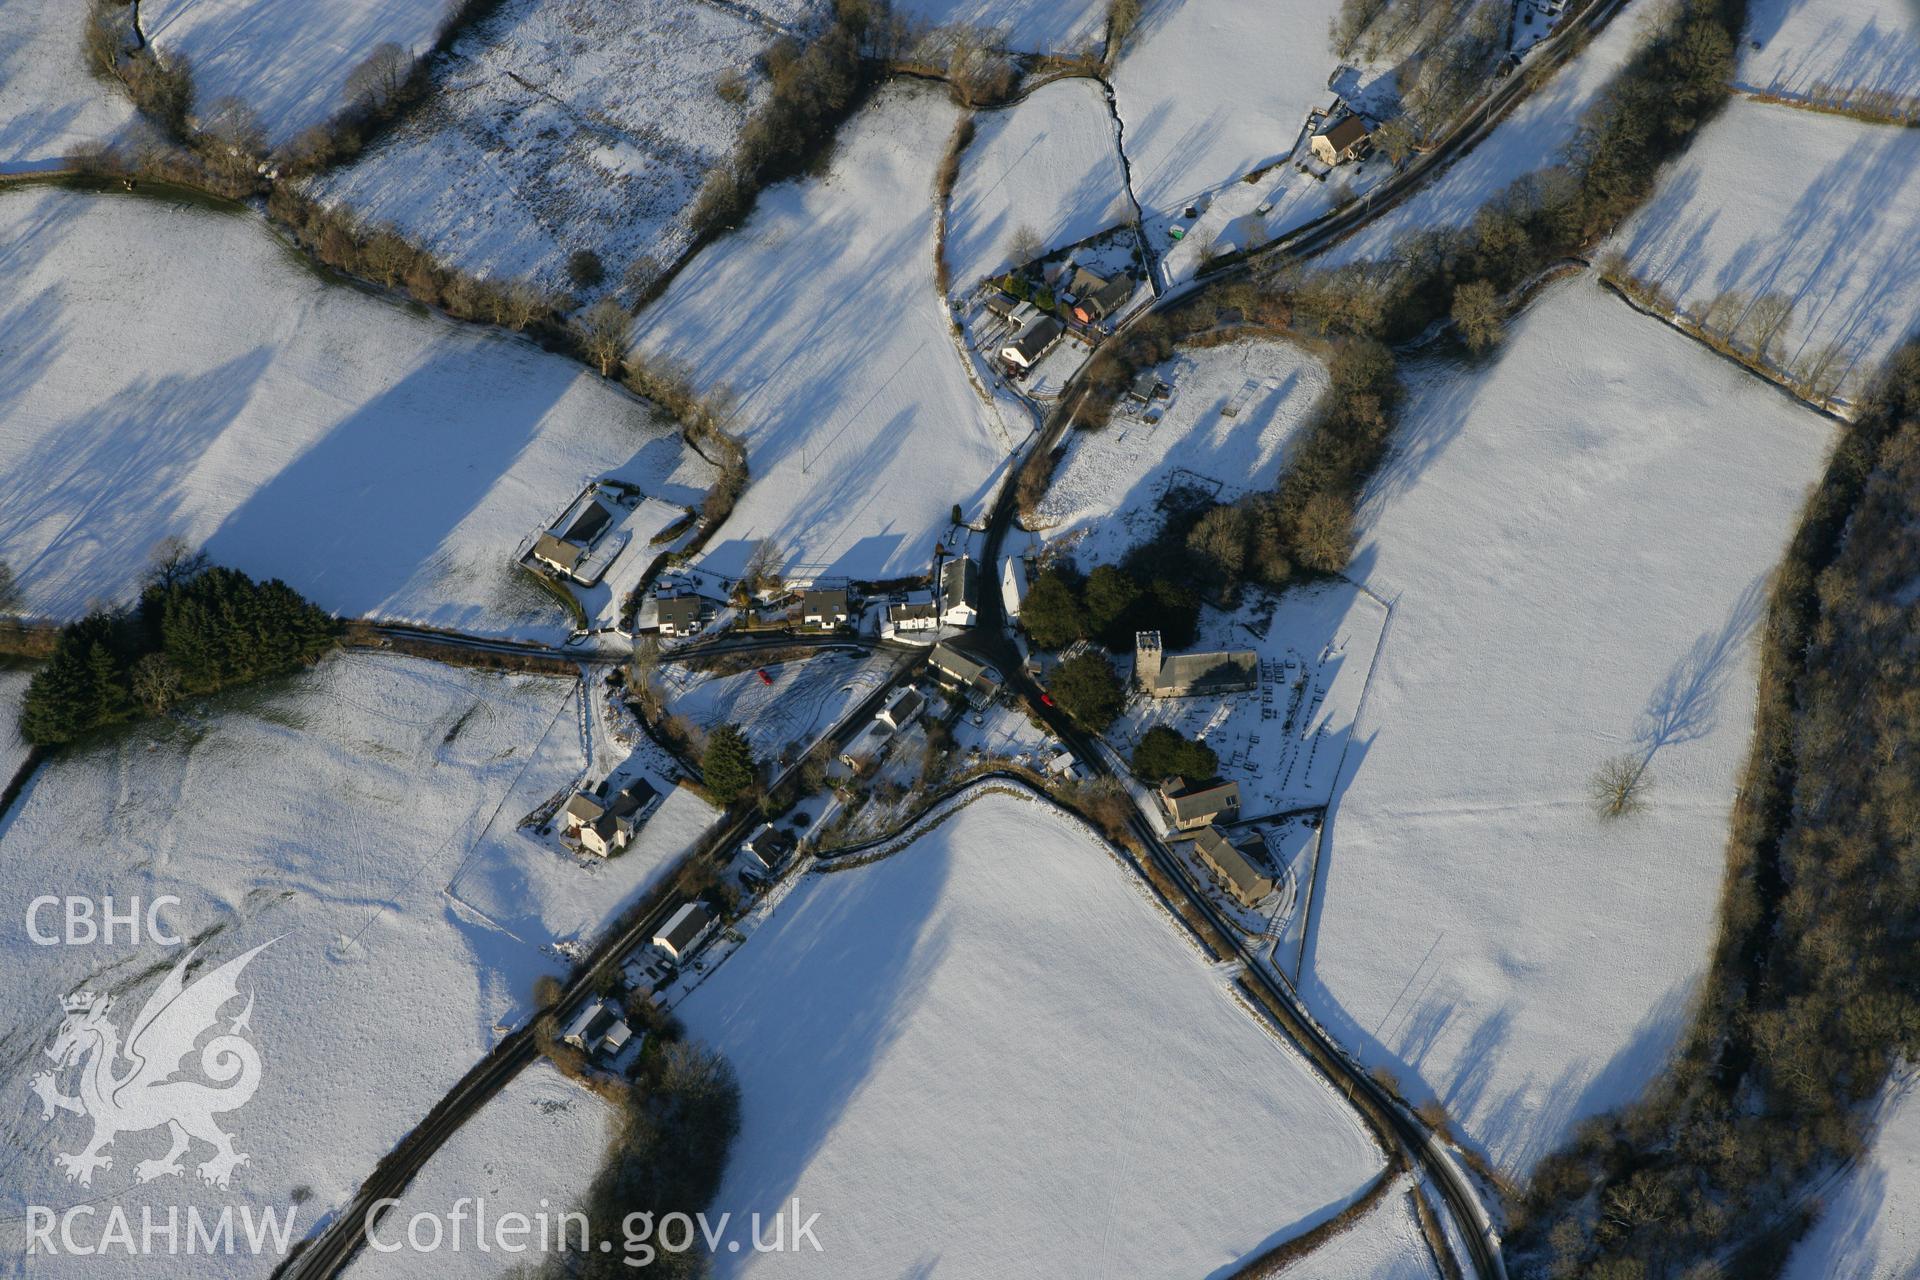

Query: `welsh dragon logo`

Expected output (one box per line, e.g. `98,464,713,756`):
30,940,272,1190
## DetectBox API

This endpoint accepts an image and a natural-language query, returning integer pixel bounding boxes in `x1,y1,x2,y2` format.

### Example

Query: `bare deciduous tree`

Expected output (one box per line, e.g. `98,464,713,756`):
1741,292,1794,365
132,653,183,714
1451,279,1504,353
574,298,630,377
147,536,209,589
501,280,549,331
344,41,412,114
1590,753,1652,819
743,538,784,597
1005,223,1045,269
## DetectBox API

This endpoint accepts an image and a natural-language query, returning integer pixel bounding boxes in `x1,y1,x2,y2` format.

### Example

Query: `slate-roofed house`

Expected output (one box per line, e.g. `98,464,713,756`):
1311,114,1372,166
656,594,706,637
802,588,850,631
930,642,1000,701
1135,631,1259,698
878,687,924,731
652,901,715,963
532,533,588,578
1159,776,1242,831
888,596,941,632
531,496,618,583
561,1000,614,1051
580,779,661,857
559,791,605,838
940,556,980,627
1189,825,1276,908
1001,315,1064,369
1066,268,1135,324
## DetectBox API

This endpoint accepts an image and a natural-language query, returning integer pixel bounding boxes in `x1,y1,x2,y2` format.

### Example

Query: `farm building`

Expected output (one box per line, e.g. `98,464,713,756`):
1002,556,1030,619
1135,631,1259,698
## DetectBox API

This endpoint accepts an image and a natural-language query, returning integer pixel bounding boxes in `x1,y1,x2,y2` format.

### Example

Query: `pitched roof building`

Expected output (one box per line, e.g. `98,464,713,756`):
656,594,705,637
930,642,1000,701
802,588,850,630
1135,631,1259,698
1189,825,1275,908
1311,114,1372,166
1001,315,1064,369
1159,776,1242,831
580,779,661,857
939,556,979,627
653,902,714,962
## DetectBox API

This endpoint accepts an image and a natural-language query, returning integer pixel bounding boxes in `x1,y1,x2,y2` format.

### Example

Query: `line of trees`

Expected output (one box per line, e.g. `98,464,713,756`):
20,555,338,747
687,0,906,247
1020,563,1200,653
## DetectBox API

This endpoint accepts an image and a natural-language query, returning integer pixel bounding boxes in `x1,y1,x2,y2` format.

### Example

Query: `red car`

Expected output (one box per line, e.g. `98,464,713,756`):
756,669,774,686
1039,692,1055,708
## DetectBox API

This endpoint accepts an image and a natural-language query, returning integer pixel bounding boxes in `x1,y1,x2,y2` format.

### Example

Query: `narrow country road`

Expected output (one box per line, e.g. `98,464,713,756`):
273,648,924,1280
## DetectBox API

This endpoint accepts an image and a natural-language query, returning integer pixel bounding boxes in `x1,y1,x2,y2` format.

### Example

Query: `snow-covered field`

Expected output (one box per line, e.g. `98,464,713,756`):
1307,276,1836,1175
0,186,710,639
657,650,897,760
309,0,768,297
0,653,585,1277
945,77,1131,291
1274,1179,1441,1280
1034,338,1327,563
681,793,1388,1277
1742,0,1920,104
142,0,456,148
1611,97,1920,400
341,1063,616,1280
1783,1069,1920,1280
0,0,136,168
447,669,719,949
1111,0,1345,218
1326,0,1652,264
1114,582,1388,821
635,82,1020,581
0,665,31,781
898,0,1108,51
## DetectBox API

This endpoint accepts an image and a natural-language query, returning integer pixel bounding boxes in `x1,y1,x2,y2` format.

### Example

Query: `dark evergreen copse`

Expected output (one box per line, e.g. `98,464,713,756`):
1130,725,1218,783
20,566,338,747
1050,651,1124,732
701,723,759,805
